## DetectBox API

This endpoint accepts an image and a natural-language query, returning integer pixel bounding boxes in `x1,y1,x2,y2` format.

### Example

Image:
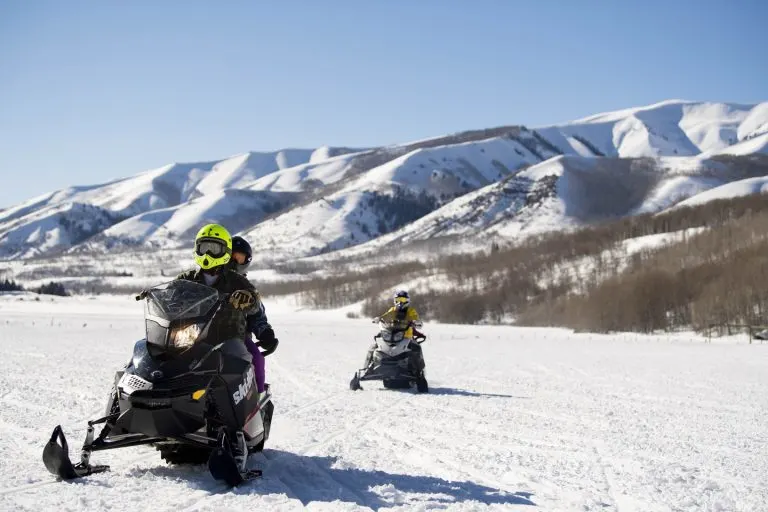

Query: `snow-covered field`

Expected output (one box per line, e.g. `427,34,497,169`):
0,294,766,511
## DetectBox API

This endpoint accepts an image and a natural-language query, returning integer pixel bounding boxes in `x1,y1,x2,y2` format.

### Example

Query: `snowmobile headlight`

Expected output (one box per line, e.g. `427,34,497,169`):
171,323,202,348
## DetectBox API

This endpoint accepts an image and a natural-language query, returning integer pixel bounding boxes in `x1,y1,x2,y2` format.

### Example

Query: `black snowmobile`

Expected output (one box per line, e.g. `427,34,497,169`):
349,320,428,393
42,280,276,487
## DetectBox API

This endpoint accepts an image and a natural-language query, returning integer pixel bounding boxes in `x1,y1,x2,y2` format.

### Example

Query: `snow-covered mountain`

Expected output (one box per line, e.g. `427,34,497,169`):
1,100,766,264
538,100,767,157
669,174,768,209
242,134,551,259
0,149,355,258
304,150,768,262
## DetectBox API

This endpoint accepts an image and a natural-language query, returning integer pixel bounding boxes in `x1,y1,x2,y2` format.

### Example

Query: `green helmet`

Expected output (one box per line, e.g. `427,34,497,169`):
193,223,232,270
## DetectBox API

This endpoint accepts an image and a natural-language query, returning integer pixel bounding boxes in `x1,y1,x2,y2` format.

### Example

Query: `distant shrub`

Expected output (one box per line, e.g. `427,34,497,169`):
37,281,69,297
0,279,24,292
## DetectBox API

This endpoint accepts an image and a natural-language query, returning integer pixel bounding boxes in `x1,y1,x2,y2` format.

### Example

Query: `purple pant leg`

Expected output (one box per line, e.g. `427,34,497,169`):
244,335,266,393
253,348,266,393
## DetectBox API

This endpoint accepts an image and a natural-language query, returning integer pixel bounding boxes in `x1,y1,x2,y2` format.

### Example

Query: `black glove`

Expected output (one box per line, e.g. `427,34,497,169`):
257,327,278,353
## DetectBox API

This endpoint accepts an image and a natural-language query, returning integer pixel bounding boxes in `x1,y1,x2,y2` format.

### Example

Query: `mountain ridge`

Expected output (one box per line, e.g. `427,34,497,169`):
1,99,766,261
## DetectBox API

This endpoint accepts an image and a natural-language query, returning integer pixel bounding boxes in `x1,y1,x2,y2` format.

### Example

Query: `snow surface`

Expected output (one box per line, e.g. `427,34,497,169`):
672,176,768,209
709,132,768,157
243,137,544,259
245,152,365,193
621,228,707,255
632,176,724,215
1,295,766,511
538,100,767,158
192,150,314,194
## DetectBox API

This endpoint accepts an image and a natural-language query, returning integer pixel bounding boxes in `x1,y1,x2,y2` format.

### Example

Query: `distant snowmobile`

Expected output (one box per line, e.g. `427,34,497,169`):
42,280,276,487
350,320,428,392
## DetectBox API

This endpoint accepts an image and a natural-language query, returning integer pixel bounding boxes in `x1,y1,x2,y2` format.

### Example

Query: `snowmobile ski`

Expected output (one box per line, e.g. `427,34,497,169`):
42,425,109,480
349,373,363,390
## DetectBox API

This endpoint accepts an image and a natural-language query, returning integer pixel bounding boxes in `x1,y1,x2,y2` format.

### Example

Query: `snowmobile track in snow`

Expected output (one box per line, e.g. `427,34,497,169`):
3,300,767,511
153,393,407,511
299,394,407,456
373,424,534,504
0,451,158,497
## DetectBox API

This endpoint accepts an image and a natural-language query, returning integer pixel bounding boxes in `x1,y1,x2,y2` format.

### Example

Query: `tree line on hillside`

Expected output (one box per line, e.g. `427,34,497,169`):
264,190,768,334
0,278,69,296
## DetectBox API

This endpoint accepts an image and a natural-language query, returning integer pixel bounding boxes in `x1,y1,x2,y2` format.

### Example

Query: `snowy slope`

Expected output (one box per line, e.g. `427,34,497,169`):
631,151,768,214
0,202,127,259
538,100,768,158
0,160,217,258
671,175,768,208
1,100,767,265
707,132,768,156
0,150,323,257
82,189,298,250
190,150,314,196
244,150,369,193
0,161,218,227
314,158,572,256
1,297,766,511
318,155,695,256
243,136,545,258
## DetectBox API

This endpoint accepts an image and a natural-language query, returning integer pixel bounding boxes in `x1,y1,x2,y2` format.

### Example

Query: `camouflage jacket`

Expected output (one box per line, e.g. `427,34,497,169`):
175,268,259,343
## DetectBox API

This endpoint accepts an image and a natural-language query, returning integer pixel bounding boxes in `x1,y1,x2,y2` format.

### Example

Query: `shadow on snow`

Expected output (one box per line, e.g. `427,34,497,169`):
127,449,536,509
425,386,533,399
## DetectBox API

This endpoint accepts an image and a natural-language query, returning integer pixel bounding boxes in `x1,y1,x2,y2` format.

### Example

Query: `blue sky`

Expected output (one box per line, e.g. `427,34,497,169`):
1,0,765,208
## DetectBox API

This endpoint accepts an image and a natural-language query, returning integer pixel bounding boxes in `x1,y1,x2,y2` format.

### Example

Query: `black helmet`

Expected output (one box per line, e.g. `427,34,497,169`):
230,236,253,275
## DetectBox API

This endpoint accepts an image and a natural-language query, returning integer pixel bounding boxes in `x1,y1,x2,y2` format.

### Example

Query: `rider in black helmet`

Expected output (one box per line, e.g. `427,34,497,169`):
229,236,277,397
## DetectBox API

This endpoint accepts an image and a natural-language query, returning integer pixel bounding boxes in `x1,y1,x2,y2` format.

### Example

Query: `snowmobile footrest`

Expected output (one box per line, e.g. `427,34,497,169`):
42,425,109,480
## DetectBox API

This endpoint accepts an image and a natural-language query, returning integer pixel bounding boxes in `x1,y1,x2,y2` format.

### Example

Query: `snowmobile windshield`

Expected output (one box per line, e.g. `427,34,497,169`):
145,281,219,321
380,329,405,342
143,281,220,350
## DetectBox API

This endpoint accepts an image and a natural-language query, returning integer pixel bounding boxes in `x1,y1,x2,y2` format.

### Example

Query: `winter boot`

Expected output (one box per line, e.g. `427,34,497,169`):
231,430,247,473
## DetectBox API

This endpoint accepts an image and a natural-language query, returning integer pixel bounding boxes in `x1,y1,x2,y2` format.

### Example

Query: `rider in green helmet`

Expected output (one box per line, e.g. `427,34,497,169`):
175,224,262,474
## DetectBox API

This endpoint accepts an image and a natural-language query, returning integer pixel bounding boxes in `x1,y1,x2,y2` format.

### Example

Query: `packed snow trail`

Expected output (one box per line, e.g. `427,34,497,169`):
0,295,766,511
